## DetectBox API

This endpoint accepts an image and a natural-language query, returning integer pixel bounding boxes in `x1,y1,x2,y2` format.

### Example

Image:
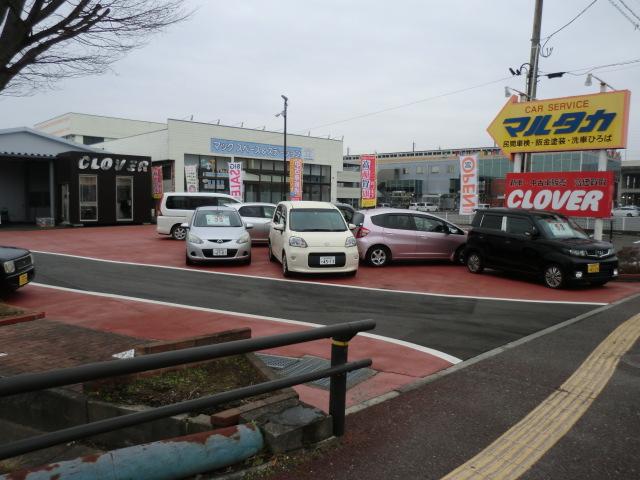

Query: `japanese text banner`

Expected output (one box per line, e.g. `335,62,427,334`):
360,154,377,208
289,158,303,201
504,171,614,218
487,90,630,154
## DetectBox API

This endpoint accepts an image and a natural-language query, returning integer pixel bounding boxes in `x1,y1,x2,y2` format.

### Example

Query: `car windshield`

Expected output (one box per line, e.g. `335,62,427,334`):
193,210,243,227
536,214,589,239
289,209,347,232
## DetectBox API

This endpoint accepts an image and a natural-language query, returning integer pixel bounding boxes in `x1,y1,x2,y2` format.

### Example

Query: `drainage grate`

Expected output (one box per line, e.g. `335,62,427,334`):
256,353,375,391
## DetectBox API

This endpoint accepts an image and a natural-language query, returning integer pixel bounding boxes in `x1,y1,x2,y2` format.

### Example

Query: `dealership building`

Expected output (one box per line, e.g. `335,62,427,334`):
35,113,344,204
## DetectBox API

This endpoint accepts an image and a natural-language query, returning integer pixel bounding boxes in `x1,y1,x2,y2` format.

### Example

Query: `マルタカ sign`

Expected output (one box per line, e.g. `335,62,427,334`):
487,91,630,155
360,154,377,208
504,171,615,218
459,154,478,215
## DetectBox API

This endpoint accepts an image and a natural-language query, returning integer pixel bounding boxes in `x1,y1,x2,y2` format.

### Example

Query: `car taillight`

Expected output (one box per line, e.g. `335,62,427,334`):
356,227,370,238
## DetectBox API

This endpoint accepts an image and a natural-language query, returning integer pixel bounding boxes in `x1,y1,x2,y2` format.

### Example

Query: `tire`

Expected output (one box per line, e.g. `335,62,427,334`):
454,245,466,265
590,280,609,287
282,252,291,277
367,245,390,267
466,251,484,274
268,243,276,262
543,264,565,289
171,224,188,241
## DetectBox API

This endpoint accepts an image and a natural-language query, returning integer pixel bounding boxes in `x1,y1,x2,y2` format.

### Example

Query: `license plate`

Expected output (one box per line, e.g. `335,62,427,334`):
588,263,600,273
212,248,227,256
18,273,28,286
320,256,336,265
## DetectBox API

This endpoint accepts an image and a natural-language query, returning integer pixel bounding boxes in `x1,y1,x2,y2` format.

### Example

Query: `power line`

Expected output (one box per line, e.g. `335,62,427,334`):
618,0,640,21
558,57,640,75
607,0,640,28
541,0,599,41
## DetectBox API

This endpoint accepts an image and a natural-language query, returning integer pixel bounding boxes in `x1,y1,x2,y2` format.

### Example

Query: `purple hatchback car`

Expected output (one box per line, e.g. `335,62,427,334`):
355,208,467,267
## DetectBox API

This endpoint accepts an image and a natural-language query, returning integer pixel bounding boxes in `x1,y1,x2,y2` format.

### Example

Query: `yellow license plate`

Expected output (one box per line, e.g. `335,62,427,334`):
587,263,600,273
18,273,28,286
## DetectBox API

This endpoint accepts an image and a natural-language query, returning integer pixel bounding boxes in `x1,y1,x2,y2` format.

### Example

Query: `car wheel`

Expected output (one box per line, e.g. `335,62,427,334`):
454,245,466,265
543,264,565,289
171,224,188,240
590,280,608,287
268,243,276,262
367,246,390,267
466,251,484,274
282,252,291,277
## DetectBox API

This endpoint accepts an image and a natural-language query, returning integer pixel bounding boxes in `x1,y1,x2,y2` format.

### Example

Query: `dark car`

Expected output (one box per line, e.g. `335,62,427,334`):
1,247,35,292
465,208,618,289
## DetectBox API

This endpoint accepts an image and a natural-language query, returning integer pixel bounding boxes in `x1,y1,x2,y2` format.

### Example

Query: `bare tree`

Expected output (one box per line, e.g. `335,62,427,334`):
0,0,190,95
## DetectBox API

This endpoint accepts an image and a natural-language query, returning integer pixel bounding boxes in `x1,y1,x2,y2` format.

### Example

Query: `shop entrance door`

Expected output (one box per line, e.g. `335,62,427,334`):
116,177,133,221
61,184,70,224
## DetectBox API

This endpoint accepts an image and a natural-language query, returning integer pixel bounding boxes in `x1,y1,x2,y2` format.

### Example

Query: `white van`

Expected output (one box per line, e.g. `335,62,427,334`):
409,202,438,212
157,192,241,239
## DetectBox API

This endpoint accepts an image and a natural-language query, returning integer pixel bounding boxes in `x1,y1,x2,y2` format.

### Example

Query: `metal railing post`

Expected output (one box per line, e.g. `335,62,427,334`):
329,336,350,436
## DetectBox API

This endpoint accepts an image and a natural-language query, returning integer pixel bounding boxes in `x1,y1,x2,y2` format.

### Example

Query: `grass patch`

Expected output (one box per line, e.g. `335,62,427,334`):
89,355,273,414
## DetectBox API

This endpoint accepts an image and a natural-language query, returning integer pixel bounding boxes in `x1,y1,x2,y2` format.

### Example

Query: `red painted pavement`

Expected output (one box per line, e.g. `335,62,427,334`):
1,225,637,303
6,285,452,412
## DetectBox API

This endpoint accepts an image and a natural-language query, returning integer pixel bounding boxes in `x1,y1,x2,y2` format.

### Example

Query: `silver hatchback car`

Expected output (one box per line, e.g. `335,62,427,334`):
229,202,276,244
185,207,252,265
355,208,467,267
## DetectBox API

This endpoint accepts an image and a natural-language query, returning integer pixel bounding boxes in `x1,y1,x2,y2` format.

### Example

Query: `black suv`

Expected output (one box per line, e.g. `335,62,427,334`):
0,247,35,292
465,208,618,289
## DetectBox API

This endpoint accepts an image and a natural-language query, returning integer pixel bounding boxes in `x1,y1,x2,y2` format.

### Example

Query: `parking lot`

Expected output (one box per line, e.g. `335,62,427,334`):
1,224,639,411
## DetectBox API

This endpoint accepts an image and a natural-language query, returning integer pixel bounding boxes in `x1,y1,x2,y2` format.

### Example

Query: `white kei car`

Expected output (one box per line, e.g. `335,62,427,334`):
267,201,359,277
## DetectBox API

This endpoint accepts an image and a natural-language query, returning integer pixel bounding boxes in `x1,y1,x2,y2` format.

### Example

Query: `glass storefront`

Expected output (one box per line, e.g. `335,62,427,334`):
185,154,331,203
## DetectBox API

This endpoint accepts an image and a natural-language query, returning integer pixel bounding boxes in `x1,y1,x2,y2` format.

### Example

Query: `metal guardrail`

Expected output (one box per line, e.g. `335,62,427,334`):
434,211,640,234
0,320,376,461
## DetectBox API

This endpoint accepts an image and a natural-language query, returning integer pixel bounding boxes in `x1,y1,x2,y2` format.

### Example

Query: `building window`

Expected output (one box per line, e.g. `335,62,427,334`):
82,136,105,145
416,166,424,174
447,165,455,174
431,166,440,174
402,168,409,174
116,177,133,221
79,175,98,221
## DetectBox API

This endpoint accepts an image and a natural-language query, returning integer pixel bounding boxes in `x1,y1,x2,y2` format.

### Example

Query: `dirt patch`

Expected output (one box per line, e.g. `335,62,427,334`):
89,355,274,414
0,303,24,318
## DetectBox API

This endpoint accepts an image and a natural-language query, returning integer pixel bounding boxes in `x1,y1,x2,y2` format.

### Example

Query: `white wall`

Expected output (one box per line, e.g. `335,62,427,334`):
166,119,344,198
35,113,165,140
95,129,169,160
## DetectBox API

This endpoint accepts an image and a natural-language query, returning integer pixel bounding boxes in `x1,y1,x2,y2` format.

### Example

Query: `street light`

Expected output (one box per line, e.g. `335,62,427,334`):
275,94,288,201
504,86,530,100
585,73,616,92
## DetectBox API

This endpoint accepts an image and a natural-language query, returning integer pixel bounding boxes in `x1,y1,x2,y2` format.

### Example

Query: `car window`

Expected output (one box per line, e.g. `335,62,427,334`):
480,214,503,230
339,207,354,223
413,215,445,233
166,196,188,209
262,206,275,219
193,210,243,227
506,216,533,235
536,214,589,239
273,205,283,224
239,206,262,217
289,208,347,232
371,214,387,227
189,196,220,209
385,214,415,231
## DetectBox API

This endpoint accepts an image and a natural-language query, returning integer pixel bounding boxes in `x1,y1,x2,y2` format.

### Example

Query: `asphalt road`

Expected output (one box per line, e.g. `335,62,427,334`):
32,252,598,361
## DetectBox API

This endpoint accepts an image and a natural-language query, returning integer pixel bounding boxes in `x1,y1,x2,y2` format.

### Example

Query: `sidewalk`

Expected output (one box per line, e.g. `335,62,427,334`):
266,295,640,480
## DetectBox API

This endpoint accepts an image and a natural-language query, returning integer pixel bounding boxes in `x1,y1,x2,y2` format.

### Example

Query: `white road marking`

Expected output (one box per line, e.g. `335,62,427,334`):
30,282,463,365
32,250,607,306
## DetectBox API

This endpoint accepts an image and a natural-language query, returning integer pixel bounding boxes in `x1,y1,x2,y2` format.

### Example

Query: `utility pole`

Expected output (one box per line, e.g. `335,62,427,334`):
523,0,543,172
276,95,288,200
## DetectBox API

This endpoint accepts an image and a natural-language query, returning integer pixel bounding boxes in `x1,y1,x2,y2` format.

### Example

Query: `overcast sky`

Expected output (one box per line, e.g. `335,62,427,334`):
2,0,640,158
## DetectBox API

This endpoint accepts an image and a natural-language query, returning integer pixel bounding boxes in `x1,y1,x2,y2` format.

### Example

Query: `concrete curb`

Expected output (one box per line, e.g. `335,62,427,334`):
0,309,45,327
345,293,640,415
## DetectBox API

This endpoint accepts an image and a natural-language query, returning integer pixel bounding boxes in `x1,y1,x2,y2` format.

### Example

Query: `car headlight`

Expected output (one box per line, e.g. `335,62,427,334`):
566,248,587,257
187,233,204,245
3,260,15,274
289,236,308,248
345,236,357,247
237,233,250,244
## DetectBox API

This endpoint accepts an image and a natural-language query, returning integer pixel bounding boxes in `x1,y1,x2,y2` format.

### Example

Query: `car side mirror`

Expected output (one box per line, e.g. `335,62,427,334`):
180,223,189,229
273,223,285,232
448,226,457,234
245,223,254,229
348,223,357,230
525,227,538,238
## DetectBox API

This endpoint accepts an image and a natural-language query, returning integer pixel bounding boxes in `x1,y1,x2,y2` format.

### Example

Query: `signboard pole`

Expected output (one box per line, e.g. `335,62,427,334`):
594,83,609,241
